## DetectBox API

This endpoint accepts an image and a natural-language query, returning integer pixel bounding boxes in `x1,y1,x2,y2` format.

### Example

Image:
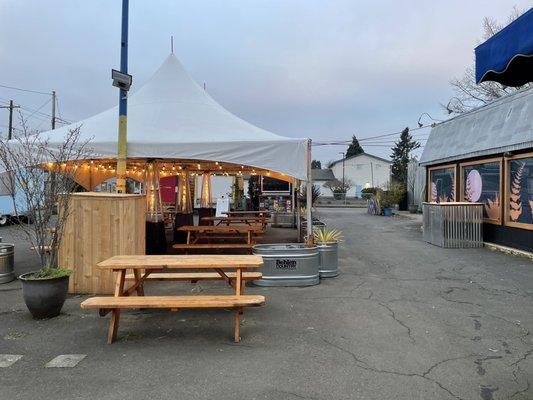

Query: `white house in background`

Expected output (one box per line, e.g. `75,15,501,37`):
312,168,337,197
326,153,392,197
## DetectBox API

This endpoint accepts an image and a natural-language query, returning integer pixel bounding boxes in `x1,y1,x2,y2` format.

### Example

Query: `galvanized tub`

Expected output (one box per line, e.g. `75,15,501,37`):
0,243,15,284
317,242,339,278
253,243,319,286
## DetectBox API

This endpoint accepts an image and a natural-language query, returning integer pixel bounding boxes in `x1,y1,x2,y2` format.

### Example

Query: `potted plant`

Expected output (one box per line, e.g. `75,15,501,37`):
313,228,342,278
378,183,405,217
0,125,90,319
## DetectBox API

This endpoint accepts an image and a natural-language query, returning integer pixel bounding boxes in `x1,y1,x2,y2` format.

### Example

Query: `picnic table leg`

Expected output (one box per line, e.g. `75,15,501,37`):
108,269,125,344
234,308,242,343
234,268,243,342
132,269,144,296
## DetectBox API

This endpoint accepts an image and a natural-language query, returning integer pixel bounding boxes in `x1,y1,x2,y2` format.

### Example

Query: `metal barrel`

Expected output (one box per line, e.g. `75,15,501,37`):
317,242,339,278
0,243,15,284
253,243,319,286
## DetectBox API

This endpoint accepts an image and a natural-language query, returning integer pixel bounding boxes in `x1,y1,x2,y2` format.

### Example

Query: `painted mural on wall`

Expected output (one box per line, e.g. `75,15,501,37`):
508,158,533,225
462,162,500,221
429,167,455,202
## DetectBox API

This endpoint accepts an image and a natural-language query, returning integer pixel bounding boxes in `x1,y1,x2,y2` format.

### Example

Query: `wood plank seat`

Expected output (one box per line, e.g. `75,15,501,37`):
81,295,266,309
125,271,262,281
172,243,253,249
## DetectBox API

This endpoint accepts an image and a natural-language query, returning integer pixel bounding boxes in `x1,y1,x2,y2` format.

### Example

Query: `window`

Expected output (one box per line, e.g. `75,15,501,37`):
428,165,456,202
460,159,502,223
505,154,533,228
356,164,363,170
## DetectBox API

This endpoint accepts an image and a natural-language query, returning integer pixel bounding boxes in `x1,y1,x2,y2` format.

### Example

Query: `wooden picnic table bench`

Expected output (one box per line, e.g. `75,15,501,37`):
172,243,254,254
80,255,265,344
178,225,264,245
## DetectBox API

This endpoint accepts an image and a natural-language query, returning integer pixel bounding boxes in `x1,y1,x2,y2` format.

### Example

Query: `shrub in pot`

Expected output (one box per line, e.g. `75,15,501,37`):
313,228,342,278
378,183,405,217
0,125,90,319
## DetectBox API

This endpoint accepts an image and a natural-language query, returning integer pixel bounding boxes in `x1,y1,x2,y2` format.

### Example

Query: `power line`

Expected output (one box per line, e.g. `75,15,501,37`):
312,125,432,146
0,83,51,96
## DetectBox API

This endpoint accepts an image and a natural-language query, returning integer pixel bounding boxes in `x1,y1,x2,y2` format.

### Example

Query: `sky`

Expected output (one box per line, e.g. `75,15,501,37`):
0,0,530,165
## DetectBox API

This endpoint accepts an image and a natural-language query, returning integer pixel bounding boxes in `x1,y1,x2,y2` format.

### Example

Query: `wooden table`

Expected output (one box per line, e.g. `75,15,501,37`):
178,225,264,245
81,255,265,343
224,210,271,218
201,216,267,229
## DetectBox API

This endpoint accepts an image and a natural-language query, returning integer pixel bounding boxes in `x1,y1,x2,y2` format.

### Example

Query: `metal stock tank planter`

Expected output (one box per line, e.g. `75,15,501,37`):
0,243,15,284
252,244,319,286
316,242,339,278
313,229,341,278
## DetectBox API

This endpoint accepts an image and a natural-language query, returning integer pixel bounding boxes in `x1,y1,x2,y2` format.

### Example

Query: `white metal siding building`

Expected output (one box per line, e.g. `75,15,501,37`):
326,153,391,197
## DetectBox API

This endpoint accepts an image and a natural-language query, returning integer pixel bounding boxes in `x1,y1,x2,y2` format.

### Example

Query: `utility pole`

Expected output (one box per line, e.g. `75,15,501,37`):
339,152,345,204
51,91,56,130
0,100,20,140
116,0,129,193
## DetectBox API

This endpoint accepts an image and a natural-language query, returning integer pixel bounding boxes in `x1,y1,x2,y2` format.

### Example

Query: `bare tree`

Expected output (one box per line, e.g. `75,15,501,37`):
446,7,527,114
323,178,354,194
0,119,91,275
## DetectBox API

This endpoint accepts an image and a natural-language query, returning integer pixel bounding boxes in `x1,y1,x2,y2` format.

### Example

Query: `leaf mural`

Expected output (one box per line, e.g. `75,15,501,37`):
450,176,455,201
484,195,500,220
509,163,524,221
431,182,437,202
465,173,472,202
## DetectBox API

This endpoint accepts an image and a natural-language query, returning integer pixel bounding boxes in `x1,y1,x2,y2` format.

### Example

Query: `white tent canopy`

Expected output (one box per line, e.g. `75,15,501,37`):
43,54,309,181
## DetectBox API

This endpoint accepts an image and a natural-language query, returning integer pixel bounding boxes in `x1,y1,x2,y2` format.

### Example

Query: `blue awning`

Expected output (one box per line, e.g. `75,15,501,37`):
475,8,533,87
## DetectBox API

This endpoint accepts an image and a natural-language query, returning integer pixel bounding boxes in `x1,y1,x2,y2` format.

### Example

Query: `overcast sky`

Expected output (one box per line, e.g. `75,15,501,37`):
0,0,530,164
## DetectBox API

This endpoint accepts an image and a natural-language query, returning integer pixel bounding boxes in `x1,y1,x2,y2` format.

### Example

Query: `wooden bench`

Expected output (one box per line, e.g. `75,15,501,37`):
81,295,265,310
82,255,264,343
172,243,254,254
125,271,262,283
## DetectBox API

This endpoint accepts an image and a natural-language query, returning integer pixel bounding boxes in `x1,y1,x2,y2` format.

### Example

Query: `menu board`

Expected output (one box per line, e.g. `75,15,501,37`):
508,157,533,225
429,167,455,202
462,162,500,221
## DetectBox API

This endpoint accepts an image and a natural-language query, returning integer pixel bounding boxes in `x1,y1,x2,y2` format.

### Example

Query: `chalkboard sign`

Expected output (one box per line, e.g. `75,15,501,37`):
508,157,533,226
462,161,500,221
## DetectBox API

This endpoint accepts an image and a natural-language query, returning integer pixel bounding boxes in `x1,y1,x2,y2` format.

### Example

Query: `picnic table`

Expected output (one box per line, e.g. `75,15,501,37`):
224,210,271,218
178,225,264,245
81,255,265,343
201,216,268,229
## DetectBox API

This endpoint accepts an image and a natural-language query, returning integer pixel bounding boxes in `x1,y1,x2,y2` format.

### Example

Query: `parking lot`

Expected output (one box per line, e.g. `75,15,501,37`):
0,208,532,400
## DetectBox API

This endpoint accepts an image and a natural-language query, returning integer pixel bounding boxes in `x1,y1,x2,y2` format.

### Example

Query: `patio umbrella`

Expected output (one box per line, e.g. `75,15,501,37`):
475,8,533,87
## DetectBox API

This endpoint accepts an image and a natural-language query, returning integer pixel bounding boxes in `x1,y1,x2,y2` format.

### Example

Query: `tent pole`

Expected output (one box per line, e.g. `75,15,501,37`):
306,139,314,246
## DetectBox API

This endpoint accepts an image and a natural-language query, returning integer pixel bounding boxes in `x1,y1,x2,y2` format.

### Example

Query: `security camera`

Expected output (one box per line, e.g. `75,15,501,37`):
111,69,132,91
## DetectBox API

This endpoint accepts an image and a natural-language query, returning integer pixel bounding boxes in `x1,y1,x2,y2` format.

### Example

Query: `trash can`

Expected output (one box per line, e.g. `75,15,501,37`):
253,243,319,286
0,243,15,284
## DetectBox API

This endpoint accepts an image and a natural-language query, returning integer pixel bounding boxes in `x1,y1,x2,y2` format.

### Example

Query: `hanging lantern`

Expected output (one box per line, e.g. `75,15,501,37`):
200,173,212,208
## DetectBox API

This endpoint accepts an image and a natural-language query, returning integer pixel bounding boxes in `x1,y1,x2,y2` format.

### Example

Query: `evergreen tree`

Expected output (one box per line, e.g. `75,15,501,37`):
346,135,364,158
311,160,322,169
390,127,420,187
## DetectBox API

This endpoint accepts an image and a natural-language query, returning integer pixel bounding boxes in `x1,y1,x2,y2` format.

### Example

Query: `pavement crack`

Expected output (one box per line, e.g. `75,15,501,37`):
510,348,533,367
377,302,415,344
321,338,466,400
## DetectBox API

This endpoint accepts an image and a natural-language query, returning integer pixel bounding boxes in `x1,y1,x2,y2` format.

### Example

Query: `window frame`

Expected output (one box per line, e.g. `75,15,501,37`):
504,152,533,231
427,163,457,202
459,157,503,225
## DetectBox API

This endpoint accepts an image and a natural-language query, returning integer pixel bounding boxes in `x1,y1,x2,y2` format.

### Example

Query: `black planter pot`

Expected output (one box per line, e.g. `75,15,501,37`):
19,272,69,319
